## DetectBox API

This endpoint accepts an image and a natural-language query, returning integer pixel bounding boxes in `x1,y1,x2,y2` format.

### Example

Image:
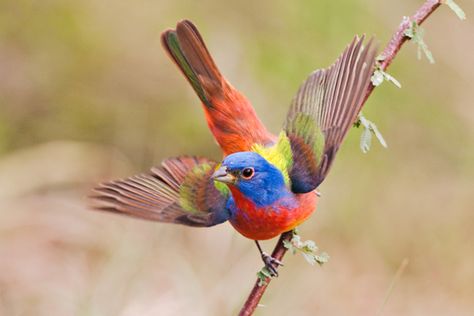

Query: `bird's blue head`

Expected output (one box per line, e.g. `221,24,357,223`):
212,152,290,207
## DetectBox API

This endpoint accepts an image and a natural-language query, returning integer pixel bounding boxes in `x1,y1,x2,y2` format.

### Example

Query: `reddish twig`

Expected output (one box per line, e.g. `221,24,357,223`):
239,1,443,315
239,231,293,316
362,0,442,104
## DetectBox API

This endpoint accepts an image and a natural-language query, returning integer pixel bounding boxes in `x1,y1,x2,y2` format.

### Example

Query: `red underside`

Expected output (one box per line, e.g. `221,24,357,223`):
229,187,318,240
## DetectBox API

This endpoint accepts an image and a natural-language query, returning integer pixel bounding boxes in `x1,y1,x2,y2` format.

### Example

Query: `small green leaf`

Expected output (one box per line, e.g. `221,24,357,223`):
286,232,329,267
416,28,435,64
315,252,330,265
360,127,372,154
356,113,388,153
257,267,272,286
283,240,291,249
260,267,272,278
371,70,384,86
302,253,317,265
371,122,388,148
302,240,317,252
445,0,466,20
382,71,402,88
371,69,401,88
404,21,435,64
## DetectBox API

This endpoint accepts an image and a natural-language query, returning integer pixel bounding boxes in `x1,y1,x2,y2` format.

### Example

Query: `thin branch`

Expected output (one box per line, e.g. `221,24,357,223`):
239,231,292,316
362,0,442,104
239,1,443,315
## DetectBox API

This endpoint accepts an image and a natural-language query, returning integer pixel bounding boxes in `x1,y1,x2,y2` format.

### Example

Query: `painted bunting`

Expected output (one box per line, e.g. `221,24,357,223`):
92,20,376,275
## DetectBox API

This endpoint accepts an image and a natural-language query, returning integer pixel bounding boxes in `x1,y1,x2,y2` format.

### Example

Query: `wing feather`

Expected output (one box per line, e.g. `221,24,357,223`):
91,156,230,227
284,36,377,193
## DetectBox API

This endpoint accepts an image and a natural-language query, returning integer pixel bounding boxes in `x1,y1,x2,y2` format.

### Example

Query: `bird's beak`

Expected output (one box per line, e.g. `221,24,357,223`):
211,166,236,184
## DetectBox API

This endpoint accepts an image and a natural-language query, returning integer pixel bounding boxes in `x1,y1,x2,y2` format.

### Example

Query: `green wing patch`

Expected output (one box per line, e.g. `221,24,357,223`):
179,162,229,213
289,112,325,162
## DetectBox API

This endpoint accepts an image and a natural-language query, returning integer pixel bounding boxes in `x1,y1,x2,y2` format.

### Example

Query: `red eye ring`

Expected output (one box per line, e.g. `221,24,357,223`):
241,167,254,179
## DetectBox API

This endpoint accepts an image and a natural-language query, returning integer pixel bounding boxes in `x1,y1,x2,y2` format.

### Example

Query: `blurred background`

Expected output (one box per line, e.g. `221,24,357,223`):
0,0,473,315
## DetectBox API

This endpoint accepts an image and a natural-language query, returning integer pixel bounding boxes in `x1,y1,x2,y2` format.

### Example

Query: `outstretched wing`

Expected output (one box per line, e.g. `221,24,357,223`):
161,20,275,155
91,156,230,227
284,36,377,193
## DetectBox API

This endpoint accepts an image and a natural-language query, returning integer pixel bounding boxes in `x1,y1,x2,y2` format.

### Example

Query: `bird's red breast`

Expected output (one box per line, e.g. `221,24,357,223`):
229,187,318,240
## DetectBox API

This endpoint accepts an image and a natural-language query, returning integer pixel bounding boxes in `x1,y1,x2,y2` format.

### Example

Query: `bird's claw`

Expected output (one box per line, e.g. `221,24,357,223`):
261,252,284,277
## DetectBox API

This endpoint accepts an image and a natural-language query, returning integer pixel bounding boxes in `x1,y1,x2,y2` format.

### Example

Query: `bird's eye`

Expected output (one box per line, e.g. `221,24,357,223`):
241,167,254,179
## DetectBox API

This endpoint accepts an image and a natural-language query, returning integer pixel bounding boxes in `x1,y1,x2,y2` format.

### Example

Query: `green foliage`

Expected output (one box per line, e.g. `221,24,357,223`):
283,231,329,266
371,69,401,88
445,0,466,20
404,21,435,64
371,57,401,88
354,113,388,154
256,267,273,286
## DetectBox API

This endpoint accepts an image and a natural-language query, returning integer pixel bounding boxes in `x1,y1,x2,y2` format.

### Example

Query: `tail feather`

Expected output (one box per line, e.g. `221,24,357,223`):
176,21,222,88
161,20,275,154
161,20,223,108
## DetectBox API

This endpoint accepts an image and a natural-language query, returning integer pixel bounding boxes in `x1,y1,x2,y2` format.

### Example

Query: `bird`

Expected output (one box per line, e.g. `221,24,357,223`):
91,19,376,276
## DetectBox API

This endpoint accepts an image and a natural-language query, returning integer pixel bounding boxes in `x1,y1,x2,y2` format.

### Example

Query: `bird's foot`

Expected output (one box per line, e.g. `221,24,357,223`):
261,252,284,277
